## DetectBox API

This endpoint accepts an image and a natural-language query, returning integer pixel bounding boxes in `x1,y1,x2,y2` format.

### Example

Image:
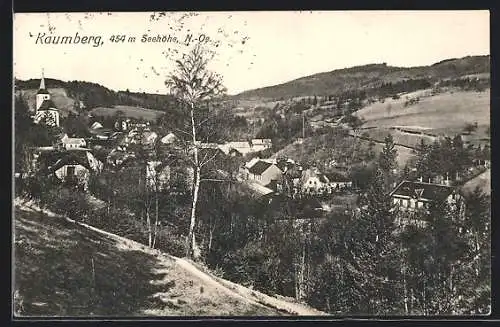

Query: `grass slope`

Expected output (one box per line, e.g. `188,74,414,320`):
354,89,490,134
13,205,322,317
90,105,165,121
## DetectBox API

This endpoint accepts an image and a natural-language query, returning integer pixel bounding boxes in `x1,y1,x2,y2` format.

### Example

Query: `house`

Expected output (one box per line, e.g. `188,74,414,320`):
390,180,465,216
246,160,283,187
43,150,103,190
160,132,178,145
219,139,272,156
250,139,272,152
126,129,158,146
61,134,87,150
325,171,353,191
146,161,171,190
106,148,136,167
301,167,330,194
90,121,104,130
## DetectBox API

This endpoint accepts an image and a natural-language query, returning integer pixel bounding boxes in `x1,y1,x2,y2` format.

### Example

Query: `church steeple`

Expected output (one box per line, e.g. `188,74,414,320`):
36,68,51,110
39,68,46,90
37,69,49,95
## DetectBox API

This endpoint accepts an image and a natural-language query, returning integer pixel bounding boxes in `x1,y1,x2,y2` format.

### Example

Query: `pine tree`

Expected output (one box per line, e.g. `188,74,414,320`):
349,168,403,313
378,134,398,192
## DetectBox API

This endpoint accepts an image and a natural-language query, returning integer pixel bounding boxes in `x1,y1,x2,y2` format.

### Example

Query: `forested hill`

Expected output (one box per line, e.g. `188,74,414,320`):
233,55,490,100
14,78,178,113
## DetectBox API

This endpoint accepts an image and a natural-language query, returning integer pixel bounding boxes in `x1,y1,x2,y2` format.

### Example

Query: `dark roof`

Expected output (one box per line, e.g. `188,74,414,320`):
390,180,455,202
325,171,350,182
37,88,50,95
38,99,58,111
248,161,273,175
40,151,94,173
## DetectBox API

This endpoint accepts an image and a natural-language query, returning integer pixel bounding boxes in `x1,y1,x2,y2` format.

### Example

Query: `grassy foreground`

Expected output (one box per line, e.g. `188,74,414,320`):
13,206,305,317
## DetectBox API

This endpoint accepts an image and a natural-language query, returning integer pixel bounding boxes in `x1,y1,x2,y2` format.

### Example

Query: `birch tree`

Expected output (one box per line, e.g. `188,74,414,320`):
165,43,226,259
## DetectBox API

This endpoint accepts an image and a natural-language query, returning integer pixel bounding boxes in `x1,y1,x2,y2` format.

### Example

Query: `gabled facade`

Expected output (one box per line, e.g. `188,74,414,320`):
61,134,87,149
246,160,283,186
390,180,466,217
41,150,103,190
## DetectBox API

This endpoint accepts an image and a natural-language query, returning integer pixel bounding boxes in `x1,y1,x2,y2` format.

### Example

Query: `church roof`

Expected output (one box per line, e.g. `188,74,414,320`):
38,99,58,111
37,88,50,95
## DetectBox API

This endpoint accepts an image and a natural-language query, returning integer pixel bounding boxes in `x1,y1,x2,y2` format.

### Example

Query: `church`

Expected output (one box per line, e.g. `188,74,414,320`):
32,69,60,127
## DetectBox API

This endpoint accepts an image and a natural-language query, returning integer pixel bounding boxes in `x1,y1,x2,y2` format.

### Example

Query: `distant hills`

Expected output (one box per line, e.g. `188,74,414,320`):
233,55,490,101
14,55,490,117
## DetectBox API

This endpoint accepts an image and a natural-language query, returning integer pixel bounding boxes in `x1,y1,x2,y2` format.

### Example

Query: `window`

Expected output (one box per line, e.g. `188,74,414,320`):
402,199,408,207
67,166,75,176
417,201,423,209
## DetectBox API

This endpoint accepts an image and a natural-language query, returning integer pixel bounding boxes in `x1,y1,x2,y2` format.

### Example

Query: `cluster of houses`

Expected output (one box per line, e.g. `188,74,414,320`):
196,138,273,157
238,157,354,198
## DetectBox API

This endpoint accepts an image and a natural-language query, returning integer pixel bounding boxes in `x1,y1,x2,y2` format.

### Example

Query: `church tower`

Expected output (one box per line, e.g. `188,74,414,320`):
33,68,60,127
36,69,51,111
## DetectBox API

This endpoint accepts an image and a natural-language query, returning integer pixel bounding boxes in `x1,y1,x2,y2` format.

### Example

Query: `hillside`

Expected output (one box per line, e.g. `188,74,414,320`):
90,105,165,122
233,55,490,101
15,88,78,118
13,202,325,317
14,78,178,118
355,89,490,132
352,89,490,154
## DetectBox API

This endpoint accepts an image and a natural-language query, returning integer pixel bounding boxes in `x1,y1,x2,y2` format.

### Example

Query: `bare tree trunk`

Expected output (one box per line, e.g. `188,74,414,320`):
189,167,201,257
146,206,152,248
299,239,306,300
403,267,408,314
152,189,159,249
187,103,200,259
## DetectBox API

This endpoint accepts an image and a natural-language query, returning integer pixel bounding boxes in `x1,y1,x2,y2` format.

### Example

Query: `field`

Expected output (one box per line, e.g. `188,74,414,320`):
90,105,165,122
13,203,323,317
360,128,435,149
354,89,490,135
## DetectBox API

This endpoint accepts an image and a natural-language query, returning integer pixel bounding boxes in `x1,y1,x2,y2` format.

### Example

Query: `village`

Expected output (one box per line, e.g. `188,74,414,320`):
17,71,491,228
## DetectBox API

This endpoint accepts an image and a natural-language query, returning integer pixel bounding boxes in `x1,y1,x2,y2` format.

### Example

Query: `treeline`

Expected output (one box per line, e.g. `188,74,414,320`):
15,78,178,112
437,77,489,92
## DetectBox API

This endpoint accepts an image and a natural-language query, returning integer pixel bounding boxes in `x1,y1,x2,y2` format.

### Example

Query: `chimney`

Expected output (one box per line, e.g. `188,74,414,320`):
418,176,423,182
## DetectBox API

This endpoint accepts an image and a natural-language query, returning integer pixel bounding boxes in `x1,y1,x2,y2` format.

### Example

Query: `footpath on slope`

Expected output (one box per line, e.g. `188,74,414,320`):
14,198,326,317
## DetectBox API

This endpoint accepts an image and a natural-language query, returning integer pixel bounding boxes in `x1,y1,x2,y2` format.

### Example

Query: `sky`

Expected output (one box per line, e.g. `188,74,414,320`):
14,11,490,95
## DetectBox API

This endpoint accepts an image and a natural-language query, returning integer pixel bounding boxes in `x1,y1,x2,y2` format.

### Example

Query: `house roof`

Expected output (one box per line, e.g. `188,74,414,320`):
325,171,350,182
44,150,101,173
90,121,103,129
245,157,261,169
246,181,275,196
63,138,86,145
38,99,58,111
248,161,273,175
160,133,177,144
390,180,456,202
